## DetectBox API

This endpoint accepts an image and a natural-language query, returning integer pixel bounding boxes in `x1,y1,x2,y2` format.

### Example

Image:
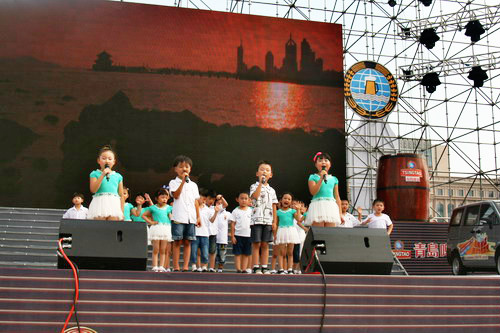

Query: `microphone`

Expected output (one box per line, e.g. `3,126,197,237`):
104,164,110,181
185,175,190,183
261,175,266,184
322,166,327,184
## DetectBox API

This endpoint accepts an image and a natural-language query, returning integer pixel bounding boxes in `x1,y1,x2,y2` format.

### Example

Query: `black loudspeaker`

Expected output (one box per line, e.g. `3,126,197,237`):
58,219,148,270
301,227,393,275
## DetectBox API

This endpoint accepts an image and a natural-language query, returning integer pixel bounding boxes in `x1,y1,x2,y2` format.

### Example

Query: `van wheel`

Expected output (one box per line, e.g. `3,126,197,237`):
451,253,466,275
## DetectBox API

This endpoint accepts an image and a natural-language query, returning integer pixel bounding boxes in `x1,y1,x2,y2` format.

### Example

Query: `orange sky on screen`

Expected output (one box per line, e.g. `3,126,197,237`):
0,0,343,72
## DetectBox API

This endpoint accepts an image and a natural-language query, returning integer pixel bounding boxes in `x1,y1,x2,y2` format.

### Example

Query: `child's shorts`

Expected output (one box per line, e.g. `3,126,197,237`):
216,244,227,264
232,236,252,256
208,235,217,254
171,222,196,241
251,224,273,243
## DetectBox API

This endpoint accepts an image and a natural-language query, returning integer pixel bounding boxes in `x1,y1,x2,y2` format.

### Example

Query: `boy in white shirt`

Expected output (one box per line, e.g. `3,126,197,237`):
210,195,231,272
205,190,219,272
339,199,362,228
250,160,278,274
361,199,394,235
62,193,89,219
230,192,252,273
191,189,211,272
169,155,201,272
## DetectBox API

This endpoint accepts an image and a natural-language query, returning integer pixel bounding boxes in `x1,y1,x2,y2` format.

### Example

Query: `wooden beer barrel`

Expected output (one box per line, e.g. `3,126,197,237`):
376,154,430,222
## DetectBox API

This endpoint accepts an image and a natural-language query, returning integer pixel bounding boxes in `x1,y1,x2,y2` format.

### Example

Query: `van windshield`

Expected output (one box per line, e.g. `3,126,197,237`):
479,203,497,226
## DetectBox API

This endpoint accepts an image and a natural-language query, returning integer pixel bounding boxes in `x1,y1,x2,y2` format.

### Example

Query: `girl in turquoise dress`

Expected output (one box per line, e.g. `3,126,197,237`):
274,193,302,274
305,152,343,227
88,145,124,220
131,192,153,222
142,188,173,272
123,187,134,221
131,192,154,244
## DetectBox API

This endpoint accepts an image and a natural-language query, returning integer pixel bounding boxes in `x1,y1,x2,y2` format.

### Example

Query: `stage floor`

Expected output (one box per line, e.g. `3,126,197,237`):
0,267,499,332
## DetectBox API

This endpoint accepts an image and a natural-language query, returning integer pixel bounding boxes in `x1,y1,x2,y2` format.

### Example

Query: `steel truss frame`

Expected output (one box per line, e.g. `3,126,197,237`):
114,0,500,217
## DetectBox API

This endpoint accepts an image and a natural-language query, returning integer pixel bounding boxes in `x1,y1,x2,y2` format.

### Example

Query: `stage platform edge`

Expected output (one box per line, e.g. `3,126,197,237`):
0,267,499,333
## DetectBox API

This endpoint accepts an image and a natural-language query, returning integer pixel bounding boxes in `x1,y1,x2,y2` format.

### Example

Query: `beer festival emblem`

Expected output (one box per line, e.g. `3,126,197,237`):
393,240,411,259
344,61,398,119
400,160,423,183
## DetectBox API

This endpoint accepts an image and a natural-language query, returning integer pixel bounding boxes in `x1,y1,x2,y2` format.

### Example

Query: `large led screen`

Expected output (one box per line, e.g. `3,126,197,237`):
0,0,344,208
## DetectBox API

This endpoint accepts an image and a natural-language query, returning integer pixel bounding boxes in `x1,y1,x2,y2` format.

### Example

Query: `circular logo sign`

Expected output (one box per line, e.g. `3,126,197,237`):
344,61,398,119
394,240,405,250
408,161,416,169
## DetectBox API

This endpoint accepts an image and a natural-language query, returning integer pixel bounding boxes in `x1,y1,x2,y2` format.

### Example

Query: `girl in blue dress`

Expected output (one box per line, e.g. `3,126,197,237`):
305,152,343,227
123,187,134,221
88,145,124,220
131,192,153,245
274,192,301,274
142,188,173,272
131,192,153,222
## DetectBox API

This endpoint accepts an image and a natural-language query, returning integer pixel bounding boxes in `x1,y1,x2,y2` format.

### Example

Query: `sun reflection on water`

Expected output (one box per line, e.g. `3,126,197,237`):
253,82,306,131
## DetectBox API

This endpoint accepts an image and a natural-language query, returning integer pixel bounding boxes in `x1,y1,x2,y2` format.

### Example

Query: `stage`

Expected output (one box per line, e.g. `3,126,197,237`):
0,267,499,332
1,206,499,332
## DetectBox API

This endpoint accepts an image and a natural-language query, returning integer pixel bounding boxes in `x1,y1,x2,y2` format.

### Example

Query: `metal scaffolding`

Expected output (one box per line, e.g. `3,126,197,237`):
113,0,500,216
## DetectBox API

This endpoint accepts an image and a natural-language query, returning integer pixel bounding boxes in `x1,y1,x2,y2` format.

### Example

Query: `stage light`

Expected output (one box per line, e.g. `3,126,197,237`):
419,28,440,49
402,69,414,80
464,20,485,43
418,0,432,6
420,72,441,93
400,27,411,39
468,66,488,88
388,0,396,7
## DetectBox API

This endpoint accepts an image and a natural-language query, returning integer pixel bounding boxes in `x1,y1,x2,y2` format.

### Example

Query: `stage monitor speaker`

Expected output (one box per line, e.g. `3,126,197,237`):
58,219,148,271
301,227,393,275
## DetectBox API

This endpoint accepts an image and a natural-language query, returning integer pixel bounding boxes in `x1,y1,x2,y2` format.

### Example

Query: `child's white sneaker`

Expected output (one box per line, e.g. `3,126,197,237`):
152,266,160,272
217,269,223,273
158,266,167,272
191,264,197,272
269,269,277,274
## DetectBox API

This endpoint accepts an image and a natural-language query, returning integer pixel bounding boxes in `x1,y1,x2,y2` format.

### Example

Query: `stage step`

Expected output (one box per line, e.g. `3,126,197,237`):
0,218,61,228
0,267,499,332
